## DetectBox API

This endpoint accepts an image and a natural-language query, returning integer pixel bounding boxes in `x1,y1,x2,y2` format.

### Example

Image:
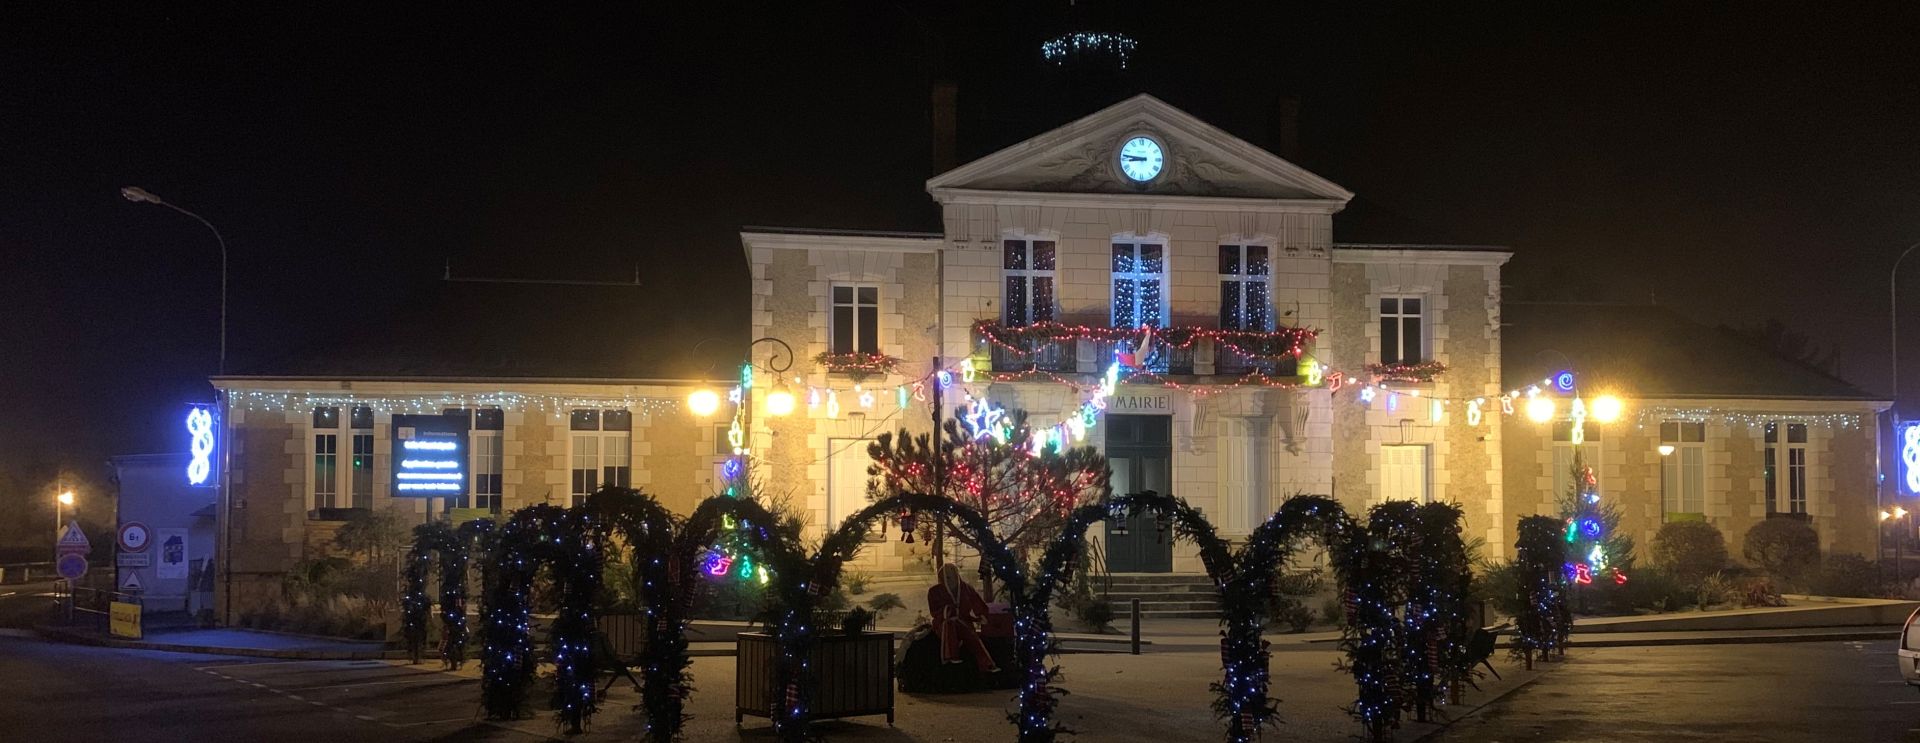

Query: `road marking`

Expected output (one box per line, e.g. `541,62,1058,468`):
386,718,472,728
194,660,333,670
285,676,461,691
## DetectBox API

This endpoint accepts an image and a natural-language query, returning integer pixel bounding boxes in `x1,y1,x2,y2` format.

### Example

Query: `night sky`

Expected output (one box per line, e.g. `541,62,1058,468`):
5,3,1920,531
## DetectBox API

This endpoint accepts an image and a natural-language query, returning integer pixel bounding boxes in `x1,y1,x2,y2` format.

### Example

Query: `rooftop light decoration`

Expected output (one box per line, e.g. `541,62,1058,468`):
1040,31,1140,69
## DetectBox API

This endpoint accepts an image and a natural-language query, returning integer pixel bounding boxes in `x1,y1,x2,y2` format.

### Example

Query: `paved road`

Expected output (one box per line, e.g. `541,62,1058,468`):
0,580,61,629
0,636,529,742
1434,640,1920,742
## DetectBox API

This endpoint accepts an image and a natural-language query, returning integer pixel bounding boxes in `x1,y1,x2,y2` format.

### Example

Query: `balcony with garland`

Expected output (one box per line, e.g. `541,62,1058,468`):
972,320,1313,382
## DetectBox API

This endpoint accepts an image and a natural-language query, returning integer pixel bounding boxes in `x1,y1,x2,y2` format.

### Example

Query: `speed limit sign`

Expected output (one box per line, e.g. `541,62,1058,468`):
118,522,151,553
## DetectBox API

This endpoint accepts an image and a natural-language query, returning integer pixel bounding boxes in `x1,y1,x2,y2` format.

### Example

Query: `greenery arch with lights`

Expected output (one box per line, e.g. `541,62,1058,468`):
400,517,495,667
478,504,604,733
582,487,691,743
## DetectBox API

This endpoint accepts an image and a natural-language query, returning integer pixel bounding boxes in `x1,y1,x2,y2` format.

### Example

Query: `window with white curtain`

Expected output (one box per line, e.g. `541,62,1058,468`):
1002,238,1056,326
1112,241,1166,329
1661,421,1707,515
1765,422,1808,515
1218,244,1271,330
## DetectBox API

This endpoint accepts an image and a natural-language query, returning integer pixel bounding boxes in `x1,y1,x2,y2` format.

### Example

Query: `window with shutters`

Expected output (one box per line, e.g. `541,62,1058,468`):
1380,445,1430,503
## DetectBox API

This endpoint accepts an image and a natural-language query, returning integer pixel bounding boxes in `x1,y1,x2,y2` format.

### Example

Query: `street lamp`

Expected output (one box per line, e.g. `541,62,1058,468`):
52,489,75,563
687,389,721,417
122,187,229,375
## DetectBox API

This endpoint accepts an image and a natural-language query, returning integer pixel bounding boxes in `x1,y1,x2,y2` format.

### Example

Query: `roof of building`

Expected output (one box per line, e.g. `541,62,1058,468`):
1502,301,1879,401
237,278,741,382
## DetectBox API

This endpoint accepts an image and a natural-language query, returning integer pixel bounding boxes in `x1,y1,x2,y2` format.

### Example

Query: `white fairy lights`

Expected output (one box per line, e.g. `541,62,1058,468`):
1630,407,1867,431
227,390,683,416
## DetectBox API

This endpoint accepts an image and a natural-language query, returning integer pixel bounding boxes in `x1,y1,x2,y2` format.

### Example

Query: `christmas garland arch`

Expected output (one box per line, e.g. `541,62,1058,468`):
583,486,689,743
400,518,495,667
479,504,604,733
1512,514,1571,668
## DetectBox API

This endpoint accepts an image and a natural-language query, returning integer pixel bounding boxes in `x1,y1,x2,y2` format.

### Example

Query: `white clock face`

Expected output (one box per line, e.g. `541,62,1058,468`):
1118,136,1164,182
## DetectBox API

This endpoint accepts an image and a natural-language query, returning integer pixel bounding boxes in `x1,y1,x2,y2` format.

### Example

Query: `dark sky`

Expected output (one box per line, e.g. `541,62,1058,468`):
6,2,1920,503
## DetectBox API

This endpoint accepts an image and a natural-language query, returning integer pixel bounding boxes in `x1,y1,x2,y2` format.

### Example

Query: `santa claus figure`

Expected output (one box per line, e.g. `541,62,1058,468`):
928,564,999,672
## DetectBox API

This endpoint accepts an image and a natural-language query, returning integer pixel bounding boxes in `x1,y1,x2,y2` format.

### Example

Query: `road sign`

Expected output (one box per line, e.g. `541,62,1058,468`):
56,553,87,581
119,571,144,592
110,601,142,639
116,553,150,568
56,522,91,554
118,522,150,553
156,529,188,580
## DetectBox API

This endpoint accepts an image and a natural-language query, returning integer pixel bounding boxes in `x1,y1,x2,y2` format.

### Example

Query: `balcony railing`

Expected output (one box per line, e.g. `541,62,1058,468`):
975,321,1313,379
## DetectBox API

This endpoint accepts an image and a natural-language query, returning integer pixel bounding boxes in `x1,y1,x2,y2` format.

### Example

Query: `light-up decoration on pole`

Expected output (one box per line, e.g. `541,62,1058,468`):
1902,422,1920,495
185,405,217,486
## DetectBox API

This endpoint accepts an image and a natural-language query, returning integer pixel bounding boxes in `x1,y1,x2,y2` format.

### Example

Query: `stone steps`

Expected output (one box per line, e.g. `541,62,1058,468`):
1098,574,1221,619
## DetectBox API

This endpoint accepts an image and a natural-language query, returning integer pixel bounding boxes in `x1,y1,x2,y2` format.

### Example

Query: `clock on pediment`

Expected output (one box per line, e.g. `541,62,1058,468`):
1117,135,1164,183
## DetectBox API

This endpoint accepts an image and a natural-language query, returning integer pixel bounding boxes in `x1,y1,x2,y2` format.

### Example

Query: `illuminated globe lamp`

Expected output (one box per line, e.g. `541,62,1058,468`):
764,381,796,418
1524,396,1556,423
687,389,721,417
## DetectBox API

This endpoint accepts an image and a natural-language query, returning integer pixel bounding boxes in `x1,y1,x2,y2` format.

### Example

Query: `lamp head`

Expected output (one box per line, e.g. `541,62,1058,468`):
57,491,74,506
687,389,721,418
765,381,796,417
120,186,162,204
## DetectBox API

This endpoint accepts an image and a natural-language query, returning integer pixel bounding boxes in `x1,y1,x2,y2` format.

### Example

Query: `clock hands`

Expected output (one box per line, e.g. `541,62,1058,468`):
1122,155,1146,162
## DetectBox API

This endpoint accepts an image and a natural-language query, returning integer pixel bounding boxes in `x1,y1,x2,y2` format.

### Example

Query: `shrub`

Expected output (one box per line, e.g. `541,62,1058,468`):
1320,596,1345,627
1809,552,1885,598
866,592,905,621
1590,567,1691,615
1739,576,1787,607
841,607,874,635
1473,561,1524,620
1271,596,1316,633
1651,521,1729,583
1743,518,1821,579
845,571,870,596
1694,571,1742,610
1075,598,1116,632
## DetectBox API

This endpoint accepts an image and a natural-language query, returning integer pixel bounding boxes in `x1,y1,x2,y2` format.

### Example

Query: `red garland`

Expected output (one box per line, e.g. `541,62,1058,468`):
813,351,900,380
974,320,1317,360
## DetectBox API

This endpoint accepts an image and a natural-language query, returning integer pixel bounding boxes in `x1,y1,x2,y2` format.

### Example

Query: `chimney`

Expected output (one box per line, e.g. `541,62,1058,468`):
1272,95,1300,162
931,81,958,175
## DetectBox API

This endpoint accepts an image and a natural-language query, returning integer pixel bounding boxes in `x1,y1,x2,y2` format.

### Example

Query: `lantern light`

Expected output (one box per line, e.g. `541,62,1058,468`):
764,383,796,417
1590,394,1624,424
1524,396,1556,423
687,389,721,417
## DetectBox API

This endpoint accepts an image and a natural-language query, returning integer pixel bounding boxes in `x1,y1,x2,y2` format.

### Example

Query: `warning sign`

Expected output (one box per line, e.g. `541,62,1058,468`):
119,571,144,592
56,523,91,554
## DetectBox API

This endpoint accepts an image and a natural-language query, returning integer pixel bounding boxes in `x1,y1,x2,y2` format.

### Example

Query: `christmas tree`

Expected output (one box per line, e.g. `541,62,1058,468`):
1556,450,1632,586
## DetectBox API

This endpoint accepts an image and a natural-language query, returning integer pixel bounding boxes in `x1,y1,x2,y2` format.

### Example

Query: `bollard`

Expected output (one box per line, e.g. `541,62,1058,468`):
1130,598,1142,655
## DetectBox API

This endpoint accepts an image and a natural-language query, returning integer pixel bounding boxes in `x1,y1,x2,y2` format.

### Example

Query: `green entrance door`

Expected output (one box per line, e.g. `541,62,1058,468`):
1104,414,1174,573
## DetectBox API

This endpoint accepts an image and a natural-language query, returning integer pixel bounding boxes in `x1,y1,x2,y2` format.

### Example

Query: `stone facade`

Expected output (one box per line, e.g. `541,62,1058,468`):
211,379,710,621
1501,400,1884,564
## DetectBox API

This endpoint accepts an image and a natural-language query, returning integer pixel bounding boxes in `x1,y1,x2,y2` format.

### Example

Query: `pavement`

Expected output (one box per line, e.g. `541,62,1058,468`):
1429,640,1920,742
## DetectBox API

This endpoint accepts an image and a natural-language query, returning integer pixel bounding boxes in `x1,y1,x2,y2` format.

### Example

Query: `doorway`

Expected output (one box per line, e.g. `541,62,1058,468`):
1104,414,1174,573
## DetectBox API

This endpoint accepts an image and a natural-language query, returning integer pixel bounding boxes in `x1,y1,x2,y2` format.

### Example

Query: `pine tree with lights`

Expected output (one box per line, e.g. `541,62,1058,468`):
1556,450,1633,591
866,410,1110,599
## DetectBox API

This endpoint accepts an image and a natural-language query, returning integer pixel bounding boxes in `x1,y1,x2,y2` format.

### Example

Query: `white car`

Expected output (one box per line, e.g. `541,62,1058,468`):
1901,607,1920,687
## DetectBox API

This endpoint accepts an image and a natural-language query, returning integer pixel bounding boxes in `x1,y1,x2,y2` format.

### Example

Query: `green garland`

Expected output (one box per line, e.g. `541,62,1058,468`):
479,504,604,733
973,320,1317,361
583,486,688,743
401,518,495,668
1404,502,1474,721
1512,515,1571,667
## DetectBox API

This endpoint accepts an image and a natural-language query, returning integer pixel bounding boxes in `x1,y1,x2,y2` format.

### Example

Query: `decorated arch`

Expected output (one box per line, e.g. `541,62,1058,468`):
583,486,696,743
479,504,604,733
400,518,496,667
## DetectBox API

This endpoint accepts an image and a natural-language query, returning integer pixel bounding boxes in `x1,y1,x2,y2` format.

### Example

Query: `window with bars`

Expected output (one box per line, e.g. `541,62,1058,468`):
1765,422,1808,516
1003,238,1056,326
1379,297,1425,365
1111,242,1166,329
830,284,879,354
1218,245,1271,330
312,405,375,516
570,408,632,506
1661,421,1707,516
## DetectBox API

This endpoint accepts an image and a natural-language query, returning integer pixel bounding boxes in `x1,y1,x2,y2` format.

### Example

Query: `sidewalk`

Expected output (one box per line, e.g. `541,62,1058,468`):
410,634,1544,742
36,624,398,660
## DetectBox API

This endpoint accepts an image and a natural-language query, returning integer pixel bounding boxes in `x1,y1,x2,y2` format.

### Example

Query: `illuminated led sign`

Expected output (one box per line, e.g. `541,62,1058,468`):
392,414,468,497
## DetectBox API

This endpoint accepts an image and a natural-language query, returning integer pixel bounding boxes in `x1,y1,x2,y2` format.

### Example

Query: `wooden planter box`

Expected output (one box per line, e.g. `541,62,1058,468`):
594,612,648,663
735,631,894,723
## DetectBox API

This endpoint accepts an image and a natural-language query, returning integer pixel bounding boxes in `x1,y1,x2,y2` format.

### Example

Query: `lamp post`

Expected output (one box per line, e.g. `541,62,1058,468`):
121,187,229,375
687,338,795,493
53,489,74,565
1889,241,1920,577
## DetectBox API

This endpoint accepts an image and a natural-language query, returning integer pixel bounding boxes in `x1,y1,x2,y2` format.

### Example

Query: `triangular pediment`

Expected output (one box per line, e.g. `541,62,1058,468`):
927,94,1353,203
